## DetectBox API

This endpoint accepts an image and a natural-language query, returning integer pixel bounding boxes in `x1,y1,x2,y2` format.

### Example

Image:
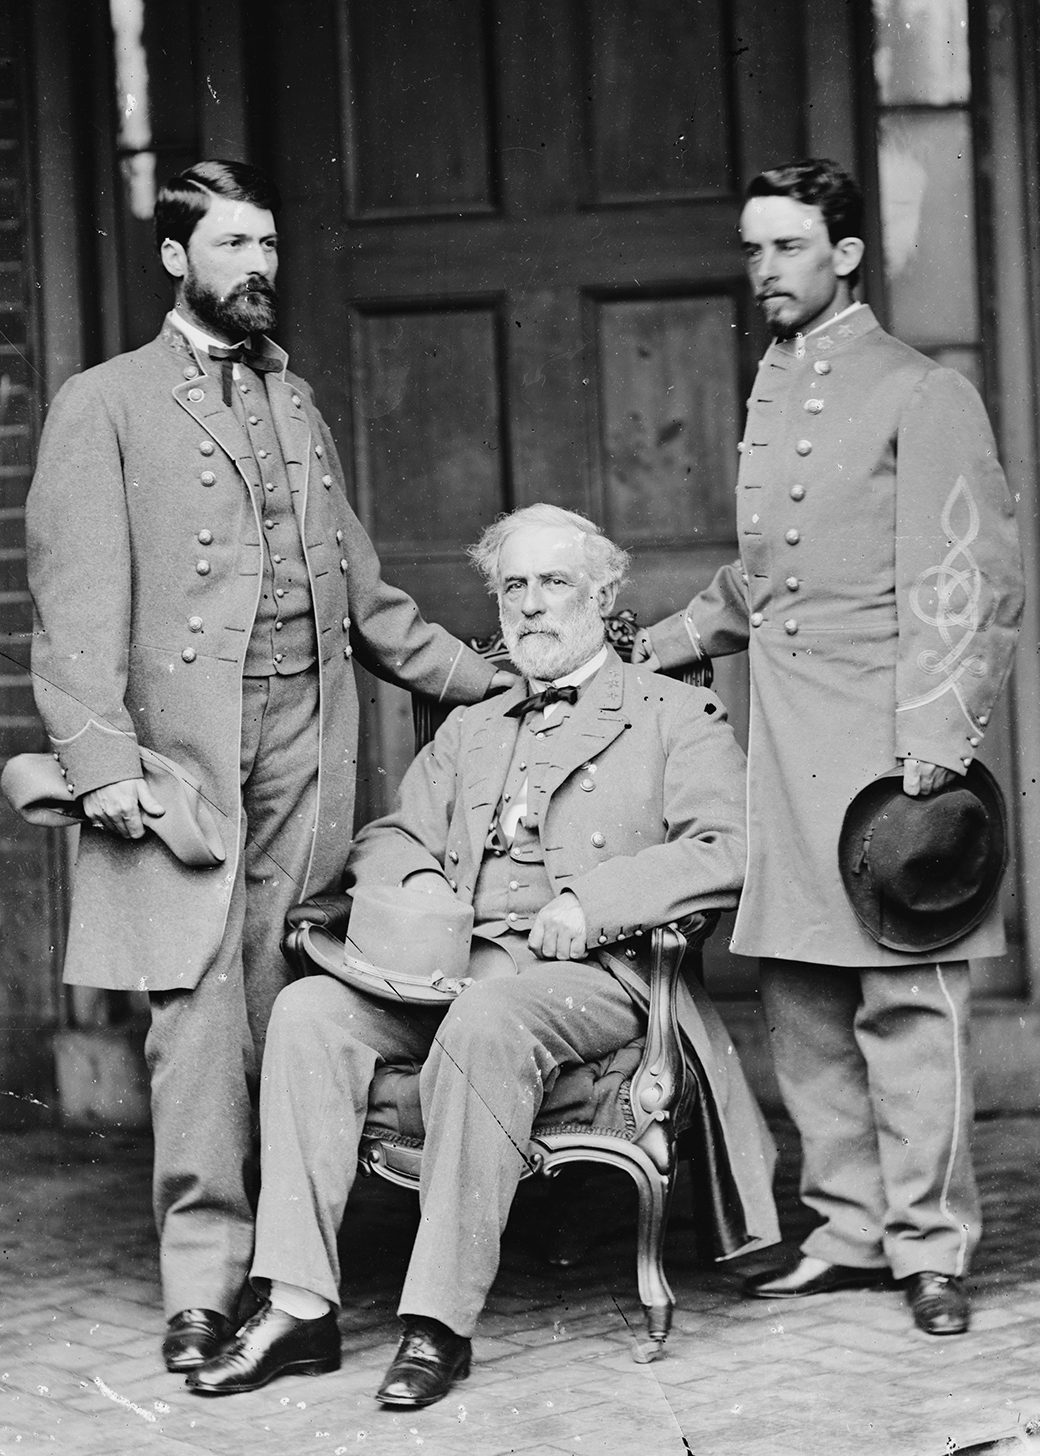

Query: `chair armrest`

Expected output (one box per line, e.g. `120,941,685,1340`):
628,911,717,1147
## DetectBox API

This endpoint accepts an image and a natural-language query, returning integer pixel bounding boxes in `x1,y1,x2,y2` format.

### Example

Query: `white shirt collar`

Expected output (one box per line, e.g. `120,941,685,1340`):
532,644,608,693
167,308,246,357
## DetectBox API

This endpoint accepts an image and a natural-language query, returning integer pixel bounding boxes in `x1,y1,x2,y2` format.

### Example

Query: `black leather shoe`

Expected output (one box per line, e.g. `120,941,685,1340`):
376,1318,471,1408
744,1256,892,1299
903,1271,970,1335
185,1302,340,1396
162,1309,231,1372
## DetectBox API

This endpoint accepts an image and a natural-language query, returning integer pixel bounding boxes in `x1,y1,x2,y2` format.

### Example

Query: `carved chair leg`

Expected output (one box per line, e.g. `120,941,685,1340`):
632,1160,676,1360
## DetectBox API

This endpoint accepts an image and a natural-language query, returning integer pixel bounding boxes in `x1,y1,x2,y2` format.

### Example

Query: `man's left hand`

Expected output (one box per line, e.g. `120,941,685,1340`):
529,891,587,961
487,668,519,694
901,758,958,797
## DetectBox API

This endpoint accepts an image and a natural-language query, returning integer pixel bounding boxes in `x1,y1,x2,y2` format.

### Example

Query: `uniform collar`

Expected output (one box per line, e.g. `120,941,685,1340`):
163,310,289,380
770,304,880,363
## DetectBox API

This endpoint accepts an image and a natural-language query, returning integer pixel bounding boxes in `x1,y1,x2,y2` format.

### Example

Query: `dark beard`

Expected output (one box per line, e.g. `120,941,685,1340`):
183,271,277,338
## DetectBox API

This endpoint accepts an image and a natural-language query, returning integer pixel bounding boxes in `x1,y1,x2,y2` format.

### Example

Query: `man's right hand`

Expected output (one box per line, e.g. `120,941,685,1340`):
81,778,165,840
631,629,660,671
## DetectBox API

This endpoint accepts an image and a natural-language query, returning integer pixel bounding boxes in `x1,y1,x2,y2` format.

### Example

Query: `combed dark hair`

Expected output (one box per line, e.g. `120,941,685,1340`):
744,158,864,246
154,159,280,253
468,504,630,596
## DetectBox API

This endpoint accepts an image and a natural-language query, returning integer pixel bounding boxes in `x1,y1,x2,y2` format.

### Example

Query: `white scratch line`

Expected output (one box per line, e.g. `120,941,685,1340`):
0,1090,50,1109
93,1375,157,1424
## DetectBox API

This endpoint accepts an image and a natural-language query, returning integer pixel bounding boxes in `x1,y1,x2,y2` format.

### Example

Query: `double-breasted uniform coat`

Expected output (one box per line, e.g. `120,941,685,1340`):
250,651,780,1335
647,305,1025,1278
25,320,495,1314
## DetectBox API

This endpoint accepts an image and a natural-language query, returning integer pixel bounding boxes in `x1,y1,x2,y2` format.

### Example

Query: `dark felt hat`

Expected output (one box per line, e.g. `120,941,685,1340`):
838,763,1007,953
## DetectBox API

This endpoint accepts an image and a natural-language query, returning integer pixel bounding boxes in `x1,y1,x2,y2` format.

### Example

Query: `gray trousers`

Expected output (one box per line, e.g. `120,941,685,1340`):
250,958,642,1336
145,670,319,1317
758,958,980,1278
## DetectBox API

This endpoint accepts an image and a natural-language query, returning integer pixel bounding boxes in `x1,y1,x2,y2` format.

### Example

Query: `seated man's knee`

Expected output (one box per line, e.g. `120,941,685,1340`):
268,976,345,1043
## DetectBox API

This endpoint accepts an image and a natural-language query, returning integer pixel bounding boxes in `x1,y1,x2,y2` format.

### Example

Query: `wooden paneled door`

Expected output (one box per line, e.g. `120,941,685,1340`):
259,0,818,987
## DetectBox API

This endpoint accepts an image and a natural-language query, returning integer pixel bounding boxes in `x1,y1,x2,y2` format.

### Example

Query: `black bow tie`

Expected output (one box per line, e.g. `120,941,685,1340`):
207,342,281,404
505,683,579,719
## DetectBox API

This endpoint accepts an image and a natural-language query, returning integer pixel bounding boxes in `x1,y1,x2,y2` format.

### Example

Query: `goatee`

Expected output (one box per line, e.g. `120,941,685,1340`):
183,271,277,338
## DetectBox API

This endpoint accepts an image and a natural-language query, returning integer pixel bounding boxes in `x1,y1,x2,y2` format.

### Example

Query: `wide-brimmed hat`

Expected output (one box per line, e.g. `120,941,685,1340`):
838,763,1007,953
1,746,226,868
302,882,523,1005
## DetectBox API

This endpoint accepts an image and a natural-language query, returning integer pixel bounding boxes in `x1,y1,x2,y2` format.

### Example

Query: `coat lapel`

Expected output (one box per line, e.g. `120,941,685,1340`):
461,682,525,870
537,648,630,803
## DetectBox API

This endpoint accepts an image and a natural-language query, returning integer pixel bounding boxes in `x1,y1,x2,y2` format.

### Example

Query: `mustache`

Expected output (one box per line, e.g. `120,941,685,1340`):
229,276,277,303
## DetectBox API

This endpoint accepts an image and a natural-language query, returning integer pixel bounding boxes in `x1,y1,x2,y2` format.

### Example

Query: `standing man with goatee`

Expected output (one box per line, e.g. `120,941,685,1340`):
26,159,505,1370
635,158,1023,1336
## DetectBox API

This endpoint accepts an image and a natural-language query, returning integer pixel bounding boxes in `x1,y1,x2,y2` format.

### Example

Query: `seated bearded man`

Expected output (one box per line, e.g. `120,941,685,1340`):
186,503,779,1407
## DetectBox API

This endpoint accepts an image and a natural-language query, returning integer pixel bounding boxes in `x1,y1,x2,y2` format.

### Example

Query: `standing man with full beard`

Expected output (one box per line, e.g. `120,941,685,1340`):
25,160,507,1371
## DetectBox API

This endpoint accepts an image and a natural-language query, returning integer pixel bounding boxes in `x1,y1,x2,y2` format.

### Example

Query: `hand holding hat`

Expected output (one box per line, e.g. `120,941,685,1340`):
1,745,226,868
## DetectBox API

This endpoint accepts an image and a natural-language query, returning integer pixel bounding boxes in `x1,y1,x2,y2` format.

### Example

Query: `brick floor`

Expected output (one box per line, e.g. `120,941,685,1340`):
1,1118,1040,1456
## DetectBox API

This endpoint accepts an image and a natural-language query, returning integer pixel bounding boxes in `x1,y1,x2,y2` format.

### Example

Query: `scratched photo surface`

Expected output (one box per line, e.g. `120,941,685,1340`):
2,3,1040,1454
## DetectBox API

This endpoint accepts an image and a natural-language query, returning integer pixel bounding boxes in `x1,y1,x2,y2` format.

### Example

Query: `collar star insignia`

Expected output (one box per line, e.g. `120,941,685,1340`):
816,335,836,351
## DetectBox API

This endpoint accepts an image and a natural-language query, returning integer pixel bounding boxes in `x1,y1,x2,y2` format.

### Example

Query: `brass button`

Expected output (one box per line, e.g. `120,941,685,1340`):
275,588,286,599
979,713,989,725
292,394,302,407
580,777,594,791
200,470,216,486
264,519,275,529
786,576,799,591
339,558,348,572
750,611,763,627
187,387,204,403
275,621,283,631
448,878,458,891
182,365,198,380
195,559,210,576
343,645,352,658
969,735,980,746
248,413,260,425
507,911,518,922
737,441,746,453
598,933,608,945
591,832,606,848
509,880,520,891
335,529,343,544
804,398,824,414
273,554,284,564
322,474,333,487
265,482,275,492
785,528,800,545
796,439,812,456
197,529,213,545
274,652,284,663
181,647,197,663
784,619,798,635
961,756,971,766
790,484,805,501
814,360,832,375
342,616,351,631
188,616,203,632
314,445,324,457
199,440,214,455
448,850,459,864
239,382,250,393
258,449,269,460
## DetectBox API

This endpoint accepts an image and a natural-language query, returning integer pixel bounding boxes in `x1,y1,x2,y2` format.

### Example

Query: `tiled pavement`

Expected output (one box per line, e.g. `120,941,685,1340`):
1,1117,1039,1456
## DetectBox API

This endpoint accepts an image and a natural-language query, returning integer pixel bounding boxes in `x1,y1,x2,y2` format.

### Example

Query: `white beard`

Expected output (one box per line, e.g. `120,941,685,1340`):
501,596,606,681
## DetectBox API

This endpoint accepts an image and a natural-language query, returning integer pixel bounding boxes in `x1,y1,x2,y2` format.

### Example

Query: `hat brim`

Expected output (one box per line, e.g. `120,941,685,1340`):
838,763,1008,953
301,925,523,1004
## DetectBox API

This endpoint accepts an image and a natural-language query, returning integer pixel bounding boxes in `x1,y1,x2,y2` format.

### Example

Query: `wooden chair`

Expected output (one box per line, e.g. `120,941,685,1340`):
283,611,717,1358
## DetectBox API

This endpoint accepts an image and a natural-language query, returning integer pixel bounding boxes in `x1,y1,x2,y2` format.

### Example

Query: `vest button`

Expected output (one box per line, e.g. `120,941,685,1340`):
264,519,275,529
197,529,213,545
322,474,333,487
258,449,269,460
342,616,351,631
275,588,285,598
750,611,763,627
181,647,197,663
580,777,594,791
507,912,518,922
784,618,799,635
814,360,832,374
785,528,801,545
804,398,824,413
187,387,204,403
248,414,260,425
292,394,302,407
189,615,204,633
790,484,805,500
796,439,812,456
274,652,284,663
340,559,348,572
199,440,214,455
591,832,606,848
449,878,458,890
182,365,198,380
343,645,352,658
448,850,459,863
195,559,210,576
786,576,800,591
336,530,343,544
275,621,283,631
314,445,324,457
200,471,216,486
509,880,520,891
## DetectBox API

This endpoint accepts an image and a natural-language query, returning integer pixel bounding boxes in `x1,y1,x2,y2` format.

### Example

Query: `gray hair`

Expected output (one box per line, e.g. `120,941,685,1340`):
468,503,630,595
